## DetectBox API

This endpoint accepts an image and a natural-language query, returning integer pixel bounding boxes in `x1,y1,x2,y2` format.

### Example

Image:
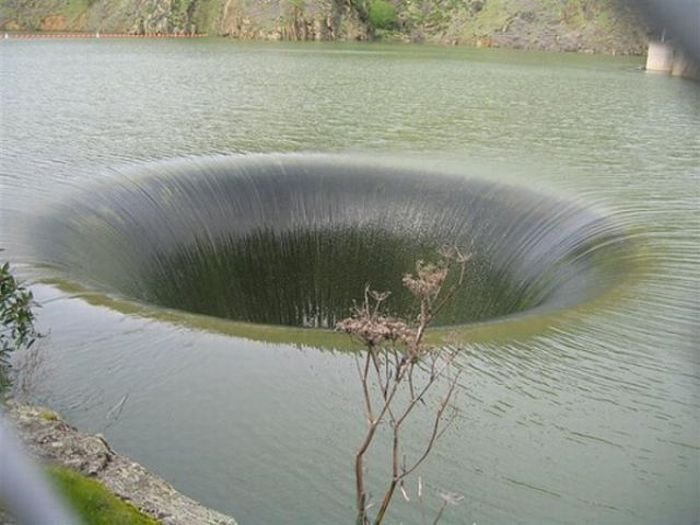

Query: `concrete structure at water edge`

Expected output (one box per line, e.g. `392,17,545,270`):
645,41,674,73
646,41,699,79
670,49,700,79
2,402,237,525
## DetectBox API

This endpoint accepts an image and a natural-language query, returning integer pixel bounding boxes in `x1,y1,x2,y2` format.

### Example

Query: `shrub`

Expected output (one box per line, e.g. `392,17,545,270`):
368,0,397,30
0,259,40,391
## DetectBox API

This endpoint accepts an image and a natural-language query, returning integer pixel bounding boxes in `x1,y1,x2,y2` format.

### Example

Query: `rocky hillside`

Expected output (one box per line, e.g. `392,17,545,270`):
0,0,371,40
0,0,652,54
382,0,652,53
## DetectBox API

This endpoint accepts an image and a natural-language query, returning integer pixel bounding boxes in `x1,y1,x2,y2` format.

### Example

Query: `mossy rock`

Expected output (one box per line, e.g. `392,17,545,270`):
47,466,159,525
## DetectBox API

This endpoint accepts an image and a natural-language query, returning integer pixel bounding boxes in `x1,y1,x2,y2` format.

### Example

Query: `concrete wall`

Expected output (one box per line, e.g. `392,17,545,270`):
646,41,698,79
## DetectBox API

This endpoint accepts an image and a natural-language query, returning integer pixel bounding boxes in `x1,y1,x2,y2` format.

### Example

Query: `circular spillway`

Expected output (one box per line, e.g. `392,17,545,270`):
32,155,632,331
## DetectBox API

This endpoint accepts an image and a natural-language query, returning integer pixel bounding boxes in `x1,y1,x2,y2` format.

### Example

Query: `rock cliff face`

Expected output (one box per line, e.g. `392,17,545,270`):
0,0,651,54
216,0,369,41
0,0,371,40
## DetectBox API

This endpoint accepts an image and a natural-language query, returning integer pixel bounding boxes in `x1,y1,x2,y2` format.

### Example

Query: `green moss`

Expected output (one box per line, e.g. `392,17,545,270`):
39,409,59,421
47,466,159,525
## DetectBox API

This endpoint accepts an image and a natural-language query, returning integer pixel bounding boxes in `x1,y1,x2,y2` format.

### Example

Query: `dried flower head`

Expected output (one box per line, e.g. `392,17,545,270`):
336,284,415,346
401,261,449,301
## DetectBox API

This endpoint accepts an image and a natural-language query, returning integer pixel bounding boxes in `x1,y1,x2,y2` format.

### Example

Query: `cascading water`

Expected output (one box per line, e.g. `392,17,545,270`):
31,155,633,334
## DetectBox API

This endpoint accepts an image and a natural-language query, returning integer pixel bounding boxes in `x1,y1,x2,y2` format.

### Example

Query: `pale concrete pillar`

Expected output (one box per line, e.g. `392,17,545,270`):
646,41,674,73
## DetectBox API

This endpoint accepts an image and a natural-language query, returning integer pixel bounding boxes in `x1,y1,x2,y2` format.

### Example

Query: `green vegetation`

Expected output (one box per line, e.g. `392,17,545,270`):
368,0,397,30
47,466,159,525
0,259,39,391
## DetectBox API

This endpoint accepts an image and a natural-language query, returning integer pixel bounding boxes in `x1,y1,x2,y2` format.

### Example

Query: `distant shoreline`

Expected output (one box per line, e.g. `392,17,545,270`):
1,31,648,58
0,1,654,56
2,32,207,40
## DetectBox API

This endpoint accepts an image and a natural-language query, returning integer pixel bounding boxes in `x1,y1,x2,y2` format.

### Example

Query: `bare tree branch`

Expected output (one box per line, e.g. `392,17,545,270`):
338,248,469,525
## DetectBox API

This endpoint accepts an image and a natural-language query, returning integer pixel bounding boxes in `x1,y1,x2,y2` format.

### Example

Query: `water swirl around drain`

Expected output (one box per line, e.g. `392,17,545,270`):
33,155,635,332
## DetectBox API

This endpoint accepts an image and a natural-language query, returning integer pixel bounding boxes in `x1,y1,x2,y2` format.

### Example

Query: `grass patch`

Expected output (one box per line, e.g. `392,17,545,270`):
47,466,158,525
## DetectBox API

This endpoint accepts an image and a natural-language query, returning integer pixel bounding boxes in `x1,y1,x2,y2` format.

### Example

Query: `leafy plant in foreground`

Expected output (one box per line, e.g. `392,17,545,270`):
1,259,40,391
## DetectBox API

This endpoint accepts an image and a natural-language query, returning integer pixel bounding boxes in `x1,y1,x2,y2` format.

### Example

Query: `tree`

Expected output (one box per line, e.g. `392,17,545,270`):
337,246,469,524
0,259,40,391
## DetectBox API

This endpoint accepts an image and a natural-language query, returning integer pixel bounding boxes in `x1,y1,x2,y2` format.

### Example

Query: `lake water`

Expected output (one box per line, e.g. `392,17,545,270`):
1,39,698,524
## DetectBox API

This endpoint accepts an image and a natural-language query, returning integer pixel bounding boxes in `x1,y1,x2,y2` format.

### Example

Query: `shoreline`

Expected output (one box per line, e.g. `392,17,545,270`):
2,32,206,40
0,31,647,58
2,402,237,525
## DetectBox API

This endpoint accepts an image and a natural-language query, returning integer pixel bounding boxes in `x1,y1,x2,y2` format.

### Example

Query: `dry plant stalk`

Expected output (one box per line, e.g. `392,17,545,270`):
336,246,470,525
